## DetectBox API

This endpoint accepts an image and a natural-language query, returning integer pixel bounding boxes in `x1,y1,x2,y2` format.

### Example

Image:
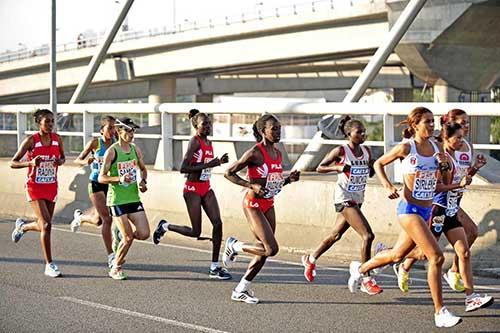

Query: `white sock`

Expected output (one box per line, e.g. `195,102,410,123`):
232,241,243,252
210,262,219,271
235,278,251,293
309,255,317,264
108,253,115,259
162,222,170,232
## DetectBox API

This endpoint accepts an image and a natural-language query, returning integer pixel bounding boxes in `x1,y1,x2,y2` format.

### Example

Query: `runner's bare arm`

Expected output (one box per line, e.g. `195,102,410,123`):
135,145,147,183
180,137,220,173
98,148,119,184
10,135,35,168
316,146,344,173
224,148,256,189
55,134,66,166
74,138,97,166
374,143,409,198
435,142,451,185
366,146,376,177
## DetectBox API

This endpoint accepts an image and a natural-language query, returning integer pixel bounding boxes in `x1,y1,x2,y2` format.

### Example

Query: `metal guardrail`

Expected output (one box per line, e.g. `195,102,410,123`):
0,102,499,182
0,0,376,64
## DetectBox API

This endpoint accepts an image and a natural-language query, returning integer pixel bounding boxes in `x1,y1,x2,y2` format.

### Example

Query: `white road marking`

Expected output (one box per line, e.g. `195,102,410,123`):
53,227,500,292
60,296,229,333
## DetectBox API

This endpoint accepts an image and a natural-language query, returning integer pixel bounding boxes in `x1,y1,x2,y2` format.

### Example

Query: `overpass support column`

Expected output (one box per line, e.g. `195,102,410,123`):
433,84,461,103
148,78,176,126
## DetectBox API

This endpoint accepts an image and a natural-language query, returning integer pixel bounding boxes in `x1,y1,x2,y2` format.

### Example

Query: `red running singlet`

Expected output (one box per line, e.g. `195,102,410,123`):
25,132,60,202
245,143,285,213
184,135,214,197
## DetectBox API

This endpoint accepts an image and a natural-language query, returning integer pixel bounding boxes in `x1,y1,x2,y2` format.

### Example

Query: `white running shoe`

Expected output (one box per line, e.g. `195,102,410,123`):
371,242,389,275
44,262,62,278
11,218,26,243
70,209,82,232
222,237,238,267
348,261,362,293
434,306,461,328
231,289,259,304
465,293,494,312
107,253,116,269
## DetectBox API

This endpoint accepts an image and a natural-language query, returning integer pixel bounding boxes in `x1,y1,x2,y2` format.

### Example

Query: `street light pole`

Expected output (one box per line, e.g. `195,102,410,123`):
50,0,57,126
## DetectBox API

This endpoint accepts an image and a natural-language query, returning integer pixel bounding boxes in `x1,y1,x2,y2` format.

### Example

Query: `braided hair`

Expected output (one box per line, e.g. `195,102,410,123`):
440,108,466,126
438,121,462,143
33,109,53,124
188,109,209,129
252,113,279,142
399,107,433,139
338,115,363,137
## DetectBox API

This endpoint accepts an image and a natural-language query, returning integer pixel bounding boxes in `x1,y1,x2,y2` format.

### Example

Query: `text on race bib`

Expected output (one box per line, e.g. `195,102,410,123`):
347,166,369,192
445,191,460,217
35,160,56,184
92,157,104,172
200,157,212,181
412,170,437,200
117,160,137,185
264,172,285,198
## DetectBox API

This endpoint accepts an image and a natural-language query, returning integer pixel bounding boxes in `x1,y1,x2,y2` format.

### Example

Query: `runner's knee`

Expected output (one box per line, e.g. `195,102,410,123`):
265,243,279,257
135,229,150,240
427,251,444,267
361,231,375,244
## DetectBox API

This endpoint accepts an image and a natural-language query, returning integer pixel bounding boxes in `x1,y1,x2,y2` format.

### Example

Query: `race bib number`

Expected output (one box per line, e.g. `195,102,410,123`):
347,166,369,192
117,160,137,186
412,170,437,200
200,157,212,181
264,172,285,199
445,191,460,217
92,157,104,172
35,160,56,184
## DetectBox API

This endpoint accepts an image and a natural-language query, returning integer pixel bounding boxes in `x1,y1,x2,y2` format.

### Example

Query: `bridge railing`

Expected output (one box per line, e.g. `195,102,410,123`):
0,0,377,64
0,102,499,182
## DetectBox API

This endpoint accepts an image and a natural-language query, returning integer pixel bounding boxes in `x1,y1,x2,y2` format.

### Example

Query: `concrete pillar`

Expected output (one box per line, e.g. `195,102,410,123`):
148,78,176,126
433,84,461,103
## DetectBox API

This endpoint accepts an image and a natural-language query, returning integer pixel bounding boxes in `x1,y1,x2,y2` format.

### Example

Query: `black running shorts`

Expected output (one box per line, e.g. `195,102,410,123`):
428,205,462,237
335,201,362,213
88,181,108,195
109,201,145,217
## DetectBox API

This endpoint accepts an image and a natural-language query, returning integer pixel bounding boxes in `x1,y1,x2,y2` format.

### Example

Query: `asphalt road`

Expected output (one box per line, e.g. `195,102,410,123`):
1,218,499,332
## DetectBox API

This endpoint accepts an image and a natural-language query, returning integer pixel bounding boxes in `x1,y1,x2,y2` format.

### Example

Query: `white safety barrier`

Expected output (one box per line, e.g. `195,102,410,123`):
1,102,499,182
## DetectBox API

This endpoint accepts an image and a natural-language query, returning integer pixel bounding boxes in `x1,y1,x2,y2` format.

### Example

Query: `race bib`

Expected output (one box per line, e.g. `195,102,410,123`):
35,160,56,184
117,160,137,187
200,157,212,181
445,191,460,217
264,172,285,199
412,170,437,200
91,157,104,173
347,166,369,192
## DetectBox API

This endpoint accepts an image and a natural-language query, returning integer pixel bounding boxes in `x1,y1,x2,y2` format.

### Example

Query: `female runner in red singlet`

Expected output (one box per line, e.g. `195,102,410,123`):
10,109,65,277
223,113,300,304
152,109,231,279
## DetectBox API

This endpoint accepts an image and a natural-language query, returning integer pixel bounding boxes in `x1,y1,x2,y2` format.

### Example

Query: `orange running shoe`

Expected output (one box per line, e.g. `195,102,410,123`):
360,277,383,295
301,255,316,282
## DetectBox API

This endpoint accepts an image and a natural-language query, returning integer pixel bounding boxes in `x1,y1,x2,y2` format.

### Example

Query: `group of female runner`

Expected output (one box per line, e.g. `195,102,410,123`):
10,107,493,327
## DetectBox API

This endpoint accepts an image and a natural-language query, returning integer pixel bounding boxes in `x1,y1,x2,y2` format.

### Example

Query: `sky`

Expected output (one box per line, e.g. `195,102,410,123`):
0,0,305,53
